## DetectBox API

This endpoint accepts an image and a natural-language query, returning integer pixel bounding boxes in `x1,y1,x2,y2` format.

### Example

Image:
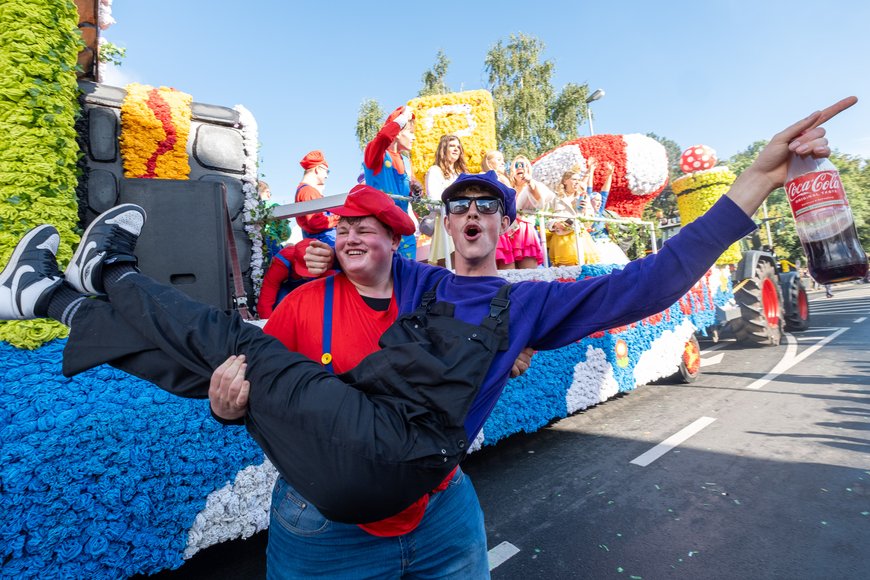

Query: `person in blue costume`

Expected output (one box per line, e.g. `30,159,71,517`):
585,160,630,264
362,105,418,259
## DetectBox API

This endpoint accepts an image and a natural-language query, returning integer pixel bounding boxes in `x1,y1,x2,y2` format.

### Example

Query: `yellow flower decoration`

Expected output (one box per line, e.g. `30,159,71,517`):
406,90,497,176
672,167,742,265
120,83,193,179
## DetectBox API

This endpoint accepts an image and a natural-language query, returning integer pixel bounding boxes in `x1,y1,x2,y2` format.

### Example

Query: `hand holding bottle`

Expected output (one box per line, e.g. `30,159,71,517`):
727,96,857,216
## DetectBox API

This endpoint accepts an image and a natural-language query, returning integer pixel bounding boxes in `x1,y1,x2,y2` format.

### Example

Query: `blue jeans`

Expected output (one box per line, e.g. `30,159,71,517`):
266,468,489,579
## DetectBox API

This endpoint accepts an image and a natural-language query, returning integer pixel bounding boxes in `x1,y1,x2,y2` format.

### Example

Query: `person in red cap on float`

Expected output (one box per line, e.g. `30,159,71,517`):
0,99,856,578
362,105,419,259
295,150,338,247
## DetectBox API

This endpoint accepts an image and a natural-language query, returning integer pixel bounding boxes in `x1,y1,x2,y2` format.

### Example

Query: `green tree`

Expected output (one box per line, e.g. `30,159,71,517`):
418,50,451,97
484,33,589,159
726,141,796,259
355,98,386,151
832,154,870,250
644,133,683,222
726,144,870,262
98,40,126,67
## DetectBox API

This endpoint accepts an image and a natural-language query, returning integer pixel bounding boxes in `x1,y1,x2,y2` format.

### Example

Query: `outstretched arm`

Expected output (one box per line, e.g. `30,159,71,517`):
584,157,597,193
526,97,859,350
726,96,857,216
363,106,413,175
601,162,614,195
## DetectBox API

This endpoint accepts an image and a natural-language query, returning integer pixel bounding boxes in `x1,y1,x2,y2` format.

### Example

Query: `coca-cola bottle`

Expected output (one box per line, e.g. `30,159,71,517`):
785,154,868,284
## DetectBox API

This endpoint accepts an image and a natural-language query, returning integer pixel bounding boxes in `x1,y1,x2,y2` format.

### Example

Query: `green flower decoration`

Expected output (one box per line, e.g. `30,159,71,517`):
0,0,82,348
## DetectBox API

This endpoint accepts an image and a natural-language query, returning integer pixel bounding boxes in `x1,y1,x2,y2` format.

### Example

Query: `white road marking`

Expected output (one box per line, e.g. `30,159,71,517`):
700,342,730,355
701,353,724,367
746,328,848,390
488,541,520,570
855,317,867,323
629,416,717,467
811,308,870,314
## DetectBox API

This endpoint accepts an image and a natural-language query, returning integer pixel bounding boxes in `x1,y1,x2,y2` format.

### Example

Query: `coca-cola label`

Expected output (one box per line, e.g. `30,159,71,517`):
785,170,848,217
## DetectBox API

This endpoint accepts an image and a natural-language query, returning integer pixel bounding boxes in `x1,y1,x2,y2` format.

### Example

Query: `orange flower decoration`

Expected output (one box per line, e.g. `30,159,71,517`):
120,83,192,179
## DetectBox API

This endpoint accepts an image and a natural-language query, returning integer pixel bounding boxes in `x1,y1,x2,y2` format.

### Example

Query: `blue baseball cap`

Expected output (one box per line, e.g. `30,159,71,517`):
440,171,517,224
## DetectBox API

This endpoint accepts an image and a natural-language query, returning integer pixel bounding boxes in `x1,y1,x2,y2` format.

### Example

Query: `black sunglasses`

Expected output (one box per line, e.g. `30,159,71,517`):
446,197,503,215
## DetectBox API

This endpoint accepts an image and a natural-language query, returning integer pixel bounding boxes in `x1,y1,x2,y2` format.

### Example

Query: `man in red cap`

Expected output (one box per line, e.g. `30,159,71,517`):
2,99,853,580
362,106,419,259
295,149,338,246
218,183,531,576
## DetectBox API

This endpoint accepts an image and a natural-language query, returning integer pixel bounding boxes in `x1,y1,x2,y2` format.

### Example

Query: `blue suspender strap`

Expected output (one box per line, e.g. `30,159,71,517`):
321,276,335,372
274,253,291,269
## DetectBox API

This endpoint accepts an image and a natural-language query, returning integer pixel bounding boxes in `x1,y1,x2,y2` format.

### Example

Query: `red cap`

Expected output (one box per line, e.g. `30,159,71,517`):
332,184,415,236
384,106,414,127
300,150,328,170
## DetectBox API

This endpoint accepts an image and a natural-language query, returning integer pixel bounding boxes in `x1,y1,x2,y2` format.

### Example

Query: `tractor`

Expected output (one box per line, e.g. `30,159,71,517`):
659,217,811,350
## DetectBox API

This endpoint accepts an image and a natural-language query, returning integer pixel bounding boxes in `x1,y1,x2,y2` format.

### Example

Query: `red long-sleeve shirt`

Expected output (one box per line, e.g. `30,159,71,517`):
295,183,338,235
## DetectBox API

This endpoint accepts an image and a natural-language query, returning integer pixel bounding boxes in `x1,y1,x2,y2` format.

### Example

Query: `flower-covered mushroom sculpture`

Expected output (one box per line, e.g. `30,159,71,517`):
531,134,670,218
671,145,742,265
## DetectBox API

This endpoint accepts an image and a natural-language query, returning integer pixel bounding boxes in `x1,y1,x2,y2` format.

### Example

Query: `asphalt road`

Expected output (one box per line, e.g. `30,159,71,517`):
468,283,870,579
148,283,870,579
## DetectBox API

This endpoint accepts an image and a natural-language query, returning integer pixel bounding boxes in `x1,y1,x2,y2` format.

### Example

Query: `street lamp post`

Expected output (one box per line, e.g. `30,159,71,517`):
585,88,605,136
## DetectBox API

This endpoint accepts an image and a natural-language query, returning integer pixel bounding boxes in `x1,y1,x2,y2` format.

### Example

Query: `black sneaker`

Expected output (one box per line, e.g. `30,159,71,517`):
65,204,147,295
0,225,64,320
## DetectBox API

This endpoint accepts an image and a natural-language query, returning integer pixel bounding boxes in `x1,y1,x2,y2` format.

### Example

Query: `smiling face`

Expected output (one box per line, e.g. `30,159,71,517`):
562,172,582,196
335,216,399,286
509,156,532,187
484,151,505,173
444,187,510,276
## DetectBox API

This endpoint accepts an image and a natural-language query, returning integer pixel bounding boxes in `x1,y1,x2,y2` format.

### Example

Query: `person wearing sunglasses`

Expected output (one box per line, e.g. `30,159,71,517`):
295,150,338,247
3,100,854,579
493,155,548,269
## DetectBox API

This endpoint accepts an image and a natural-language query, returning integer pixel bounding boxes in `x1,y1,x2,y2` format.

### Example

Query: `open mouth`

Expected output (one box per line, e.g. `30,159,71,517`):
463,223,482,240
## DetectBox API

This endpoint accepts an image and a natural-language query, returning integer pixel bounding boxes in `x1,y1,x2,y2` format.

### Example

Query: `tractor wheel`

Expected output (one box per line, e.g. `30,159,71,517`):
730,260,783,347
783,276,810,331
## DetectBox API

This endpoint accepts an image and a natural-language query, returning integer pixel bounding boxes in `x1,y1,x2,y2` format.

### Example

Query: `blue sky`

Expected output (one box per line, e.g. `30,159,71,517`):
103,0,870,205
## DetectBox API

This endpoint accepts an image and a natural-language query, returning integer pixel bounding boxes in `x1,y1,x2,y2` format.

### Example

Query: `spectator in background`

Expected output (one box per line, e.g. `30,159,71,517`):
295,150,337,247
480,150,512,188
255,241,326,319
362,106,419,260
546,169,600,266
587,161,630,264
498,155,549,269
259,180,292,261
424,135,468,266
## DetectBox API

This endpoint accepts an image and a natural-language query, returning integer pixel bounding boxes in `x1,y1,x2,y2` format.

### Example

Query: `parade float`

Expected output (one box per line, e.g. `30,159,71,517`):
1,2,735,577
671,145,810,345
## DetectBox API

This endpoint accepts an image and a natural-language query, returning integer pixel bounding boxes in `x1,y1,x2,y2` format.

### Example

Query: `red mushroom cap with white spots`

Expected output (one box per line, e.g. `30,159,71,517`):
679,145,717,174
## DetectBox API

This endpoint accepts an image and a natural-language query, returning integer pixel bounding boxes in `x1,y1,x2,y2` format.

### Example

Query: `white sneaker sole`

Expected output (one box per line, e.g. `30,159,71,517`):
66,204,146,295
0,225,60,319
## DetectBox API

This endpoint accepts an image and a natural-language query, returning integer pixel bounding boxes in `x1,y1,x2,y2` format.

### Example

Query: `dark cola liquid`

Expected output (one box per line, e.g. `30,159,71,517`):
802,227,868,284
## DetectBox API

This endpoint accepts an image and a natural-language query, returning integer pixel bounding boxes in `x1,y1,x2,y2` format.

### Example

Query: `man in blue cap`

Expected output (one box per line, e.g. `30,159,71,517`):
1,98,855,578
